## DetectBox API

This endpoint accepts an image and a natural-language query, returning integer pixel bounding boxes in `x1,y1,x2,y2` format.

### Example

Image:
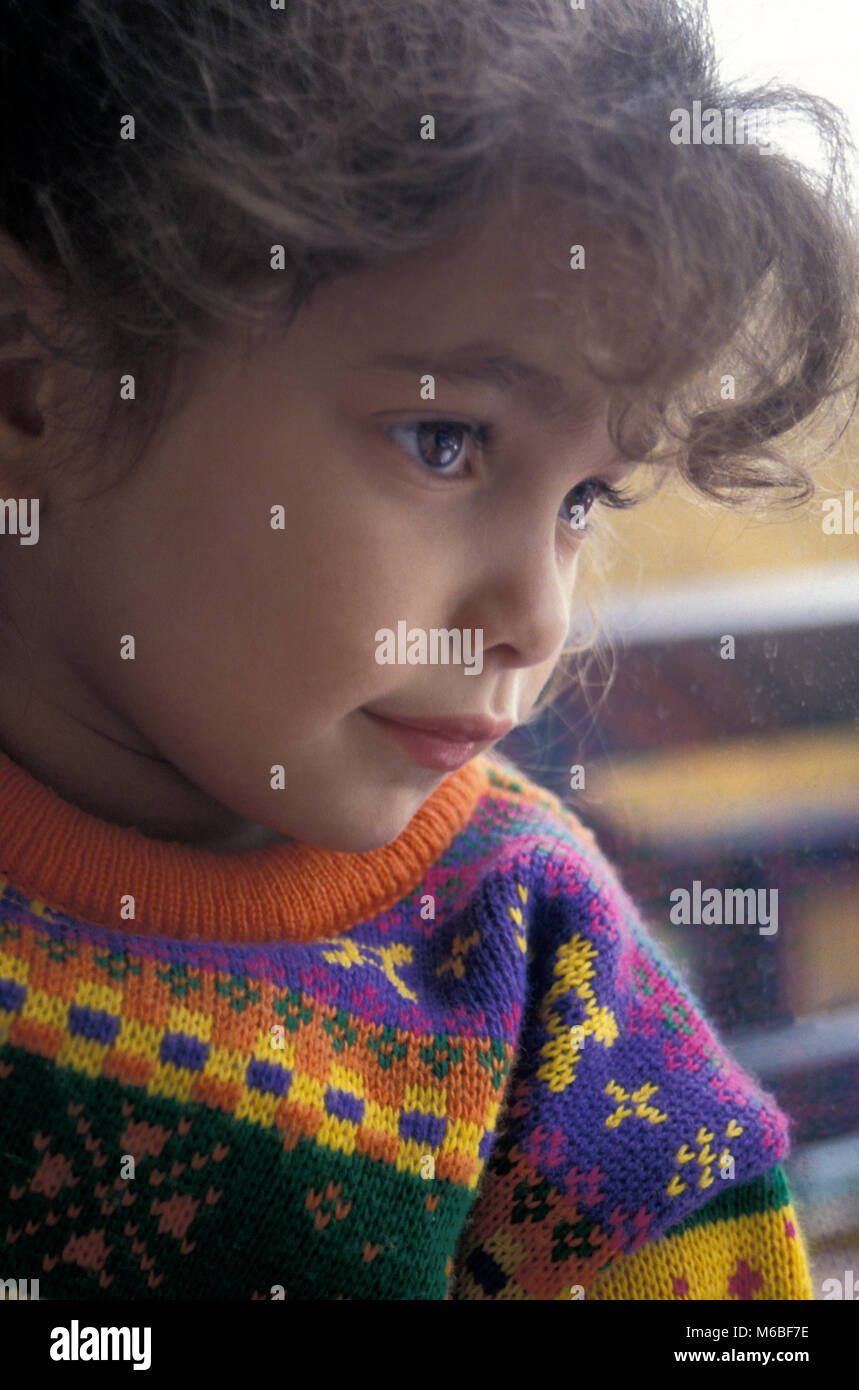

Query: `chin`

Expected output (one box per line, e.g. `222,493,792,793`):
297,796,421,854
276,777,434,854
304,821,407,854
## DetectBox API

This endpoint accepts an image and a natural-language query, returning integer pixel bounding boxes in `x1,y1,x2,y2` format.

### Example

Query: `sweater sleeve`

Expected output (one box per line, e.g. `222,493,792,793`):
451,780,806,1301
580,1166,813,1299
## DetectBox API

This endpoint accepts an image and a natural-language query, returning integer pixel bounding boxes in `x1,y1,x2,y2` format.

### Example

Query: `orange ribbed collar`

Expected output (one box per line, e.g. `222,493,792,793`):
0,745,490,944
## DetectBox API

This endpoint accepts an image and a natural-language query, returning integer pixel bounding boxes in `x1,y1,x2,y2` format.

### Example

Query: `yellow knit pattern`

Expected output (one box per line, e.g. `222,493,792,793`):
583,1204,813,1300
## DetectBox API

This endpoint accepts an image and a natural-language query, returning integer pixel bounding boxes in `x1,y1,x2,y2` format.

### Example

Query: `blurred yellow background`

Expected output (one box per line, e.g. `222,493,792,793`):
594,412,859,592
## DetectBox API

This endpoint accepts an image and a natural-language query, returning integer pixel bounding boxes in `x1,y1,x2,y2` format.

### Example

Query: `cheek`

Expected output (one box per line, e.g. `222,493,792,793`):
277,478,425,645
220,524,415,718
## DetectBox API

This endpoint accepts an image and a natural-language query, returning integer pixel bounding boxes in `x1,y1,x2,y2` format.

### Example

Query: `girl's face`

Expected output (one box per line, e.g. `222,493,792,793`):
0,205,635,852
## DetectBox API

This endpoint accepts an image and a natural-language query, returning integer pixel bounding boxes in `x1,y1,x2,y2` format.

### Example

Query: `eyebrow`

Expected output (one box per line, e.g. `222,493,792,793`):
366,342,582,417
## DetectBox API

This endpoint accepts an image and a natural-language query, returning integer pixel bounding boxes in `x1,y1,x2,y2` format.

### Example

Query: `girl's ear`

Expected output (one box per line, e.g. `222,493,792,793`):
0,237,61,479
0,315,45,438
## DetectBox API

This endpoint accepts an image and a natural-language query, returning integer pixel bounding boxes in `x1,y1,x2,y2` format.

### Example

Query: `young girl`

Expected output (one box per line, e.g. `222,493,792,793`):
0,0,855,1300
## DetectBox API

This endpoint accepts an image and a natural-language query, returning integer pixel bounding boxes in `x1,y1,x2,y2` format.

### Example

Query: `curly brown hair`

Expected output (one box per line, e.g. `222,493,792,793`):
1,0,857,723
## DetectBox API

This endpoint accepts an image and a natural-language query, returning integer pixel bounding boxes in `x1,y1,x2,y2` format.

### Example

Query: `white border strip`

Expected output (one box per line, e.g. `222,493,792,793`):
589,562,859,645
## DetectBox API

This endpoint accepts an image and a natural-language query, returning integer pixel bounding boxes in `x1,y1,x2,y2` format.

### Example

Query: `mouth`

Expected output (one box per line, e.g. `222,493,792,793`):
364,710,514,742
362,709,513,772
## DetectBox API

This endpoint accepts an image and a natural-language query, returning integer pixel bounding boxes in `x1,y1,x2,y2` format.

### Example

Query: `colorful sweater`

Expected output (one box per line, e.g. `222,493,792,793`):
0,743,811,1300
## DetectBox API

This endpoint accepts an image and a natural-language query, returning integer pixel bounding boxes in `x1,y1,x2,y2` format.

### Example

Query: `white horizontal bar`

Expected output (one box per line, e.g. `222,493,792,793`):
585,561,859,645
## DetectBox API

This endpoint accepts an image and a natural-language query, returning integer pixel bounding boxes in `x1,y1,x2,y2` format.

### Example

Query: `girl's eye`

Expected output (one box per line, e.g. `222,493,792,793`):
559,477,634,533
386,419,490,477
559,479,602,529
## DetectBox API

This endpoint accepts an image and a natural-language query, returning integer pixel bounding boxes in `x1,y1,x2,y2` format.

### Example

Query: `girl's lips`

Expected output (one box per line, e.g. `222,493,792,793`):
363,710,514,743
363,710,510,771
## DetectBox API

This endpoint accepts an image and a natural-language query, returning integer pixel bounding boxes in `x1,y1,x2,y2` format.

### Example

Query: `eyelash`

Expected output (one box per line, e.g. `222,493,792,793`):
385,418,637,533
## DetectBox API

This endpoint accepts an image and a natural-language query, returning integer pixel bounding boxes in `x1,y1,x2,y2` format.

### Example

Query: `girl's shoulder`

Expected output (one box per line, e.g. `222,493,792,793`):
475,747,602,857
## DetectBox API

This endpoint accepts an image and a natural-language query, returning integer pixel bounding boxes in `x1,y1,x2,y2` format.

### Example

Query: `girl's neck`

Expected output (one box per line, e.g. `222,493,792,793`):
0,735,489,943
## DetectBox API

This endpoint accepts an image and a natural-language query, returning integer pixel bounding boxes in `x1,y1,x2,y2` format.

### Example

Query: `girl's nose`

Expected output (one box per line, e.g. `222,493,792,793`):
460,512,576,672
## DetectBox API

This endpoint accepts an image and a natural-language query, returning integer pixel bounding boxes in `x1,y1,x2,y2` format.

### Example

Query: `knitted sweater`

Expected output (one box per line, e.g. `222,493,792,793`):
0,744,812,1300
